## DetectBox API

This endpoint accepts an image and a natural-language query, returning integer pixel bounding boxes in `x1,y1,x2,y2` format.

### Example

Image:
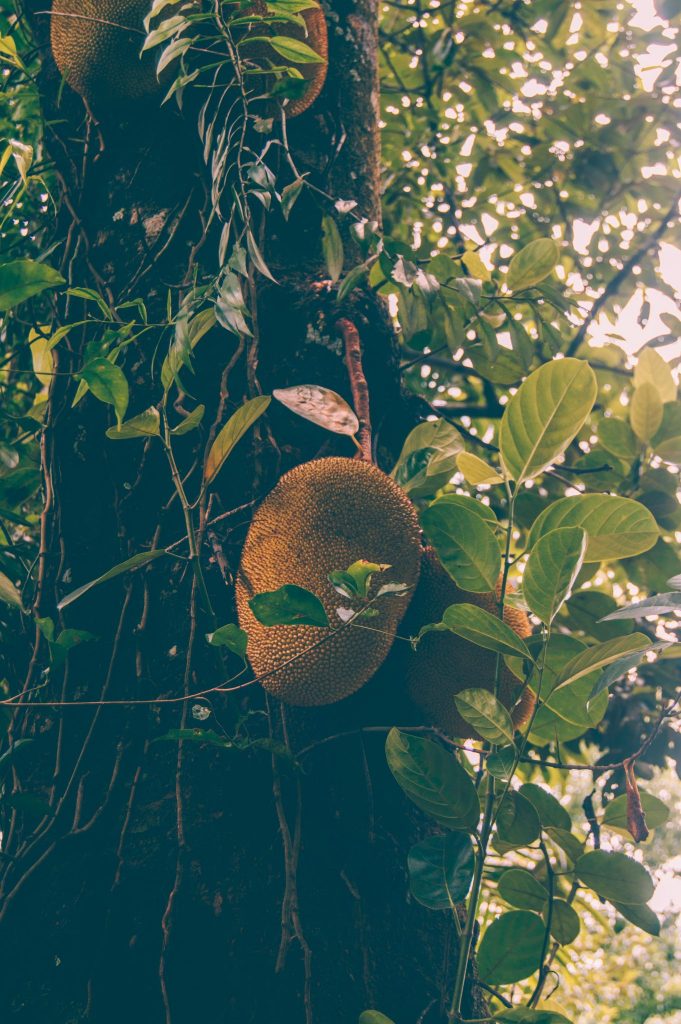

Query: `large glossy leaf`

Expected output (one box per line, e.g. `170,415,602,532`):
437,604,532,660
602,791,670,833
552,633,651,693
508,635,607,743
523,527,587,624
498,358,597,484
527,495,659,562
0,258,65,311
407,832,475,909
420,500,500,593
456,451,504,485
634,346,677,403
613,901,660,936
454,688,515,744
506,238,560,292
519,784,571,831
391,419,464,498
496,790,541,847
106,407,161,440
575,850,654,904
204,396,271,484
477,911,545,984
77,358,129,426
630,382,663,442
57,550,167,610
548,899,580,945
498,867,548,911
385,728,480,831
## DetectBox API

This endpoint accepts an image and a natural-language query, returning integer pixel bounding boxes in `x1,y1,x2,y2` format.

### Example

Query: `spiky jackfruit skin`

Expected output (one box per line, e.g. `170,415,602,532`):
236,457,421,706
405,548,535,739
244,4,328,118
51,1,159,105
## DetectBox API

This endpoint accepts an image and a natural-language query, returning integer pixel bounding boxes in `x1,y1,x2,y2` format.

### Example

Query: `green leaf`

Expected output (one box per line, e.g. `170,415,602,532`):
321,215,344,283
602,589,679,618
486,747,516,782
106,407,161,440
498,867,549,912
385,728,480,831
634,347,676,403
545,827,584,864
453,688,515,744
630,382,663,443
172,404,205,435
249,584,328,627
161,307,216,391
267,34,326,62
613,901,660,936
420,500,500,593
329,560,388,599
499,358,597,484
506,238,560,292
430,493,499,527
0,570,22,609
477,911,545,984
204,396,271,484
391,419,464,498
602,791,670,833
57,550,167,609
523,527,587,624
519,784,571,831
359,1013,395,1024
599,417,639,460
206,623,248,662
494,1011,573,1024
407,832,475,909
552,633,651,693
438,604,532,660
575,850,654,904
527,495,659,562
548,899,580,945
0,259,65,311
496,790,541,847
78,358,129,426
456,451,504,485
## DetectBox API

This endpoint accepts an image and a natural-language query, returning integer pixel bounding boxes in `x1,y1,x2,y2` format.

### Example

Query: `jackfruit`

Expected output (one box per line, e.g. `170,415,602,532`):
405,547,535,739
51,0,159,104
236,457,421,706
243,4,328,118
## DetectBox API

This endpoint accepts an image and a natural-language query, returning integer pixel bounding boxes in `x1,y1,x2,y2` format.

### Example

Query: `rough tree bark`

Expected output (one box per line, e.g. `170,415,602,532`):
1,3,485,1022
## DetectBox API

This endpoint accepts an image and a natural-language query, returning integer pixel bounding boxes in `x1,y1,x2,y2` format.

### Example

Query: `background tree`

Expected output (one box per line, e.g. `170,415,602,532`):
0,1,679,1024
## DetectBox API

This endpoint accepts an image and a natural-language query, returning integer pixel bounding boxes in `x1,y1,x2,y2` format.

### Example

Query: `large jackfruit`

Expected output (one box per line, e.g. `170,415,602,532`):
50,0,160,105
405,547,535,739
236,457,421,706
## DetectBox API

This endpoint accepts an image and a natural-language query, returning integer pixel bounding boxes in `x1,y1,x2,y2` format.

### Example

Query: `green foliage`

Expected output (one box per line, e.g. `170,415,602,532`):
420,496,501,591
407,832,474,909
385,728,480,832
1,0,680,1020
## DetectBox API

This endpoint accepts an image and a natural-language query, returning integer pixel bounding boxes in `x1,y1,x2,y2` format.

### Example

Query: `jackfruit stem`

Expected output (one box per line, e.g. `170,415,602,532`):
337,317,372,462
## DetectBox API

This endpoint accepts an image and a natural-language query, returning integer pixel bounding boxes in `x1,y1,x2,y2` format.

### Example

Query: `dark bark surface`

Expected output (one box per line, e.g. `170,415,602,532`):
1,4,484,1022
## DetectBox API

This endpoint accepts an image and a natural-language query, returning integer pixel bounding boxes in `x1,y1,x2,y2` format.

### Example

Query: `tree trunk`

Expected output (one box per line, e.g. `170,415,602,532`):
1,4,484,1022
